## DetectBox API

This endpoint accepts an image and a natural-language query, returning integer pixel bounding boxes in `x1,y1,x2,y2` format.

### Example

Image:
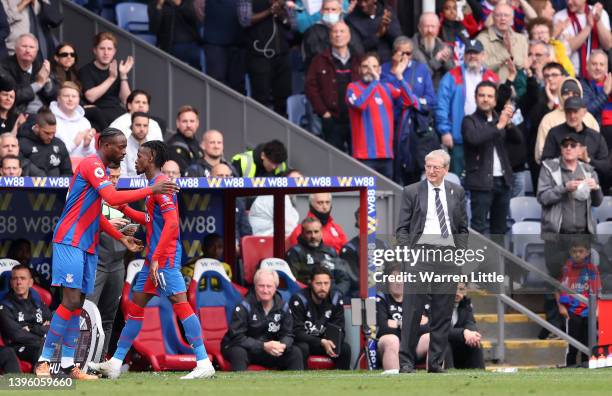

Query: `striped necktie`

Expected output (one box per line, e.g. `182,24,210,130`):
434,188,449,239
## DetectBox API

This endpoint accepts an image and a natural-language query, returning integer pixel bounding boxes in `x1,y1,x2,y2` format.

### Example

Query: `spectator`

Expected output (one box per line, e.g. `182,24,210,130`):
78,32,133,128
232,139,288,177
237,0,294,116
50,82,95,158
0,346,21,374
0,132,43,176
435,39,499,177
526,41,556,84
439,0,478,65
109,89,164,142
161,159,181,181
291,265,351,370
302,0,363,70
345,0,402,63
294,0,350,33
185,129,235,177
476,2,529,83
541,96,609,177
1,154,21,176
535,77,601,164
149,0,203,70
18,107,72,176
346,52,418,179
527,17,575,77
210,162,252,241
0,264,52,366
249,168,301,236
181,232,233,288
305,21,359,153
0,3,8,59
288,192,348,254
221,268,304,371
120,112,155,177
0,78,25,135
167,105,203,174
201,0,245,93
285,217,350,295
412,12,454,88
462,81,521,236
553,0,611,78
50,43,81,87
579,50,612,128
0,33,56,115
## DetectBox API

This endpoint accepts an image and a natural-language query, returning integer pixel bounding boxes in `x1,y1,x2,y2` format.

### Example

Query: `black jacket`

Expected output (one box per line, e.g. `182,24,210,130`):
185,158,237,178
166,131,204,175
0,290,51,347
340,236,387,298
289,288,344,349
221,291,294,353
376,293,408,339
148,0,202,51
345,3,402,63
446,297,478,344
0,56,57,113
462,109,522,191
18,128,72,176
302,23,364,70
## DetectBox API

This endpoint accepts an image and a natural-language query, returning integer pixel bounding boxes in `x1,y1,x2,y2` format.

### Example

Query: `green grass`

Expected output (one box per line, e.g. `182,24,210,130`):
11,369,612,396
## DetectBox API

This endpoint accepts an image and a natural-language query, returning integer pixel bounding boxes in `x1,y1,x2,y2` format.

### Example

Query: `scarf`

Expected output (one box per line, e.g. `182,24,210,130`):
568,4,600,79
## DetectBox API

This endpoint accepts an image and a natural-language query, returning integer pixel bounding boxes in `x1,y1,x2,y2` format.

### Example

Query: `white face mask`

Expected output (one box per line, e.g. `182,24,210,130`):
322,12,341,25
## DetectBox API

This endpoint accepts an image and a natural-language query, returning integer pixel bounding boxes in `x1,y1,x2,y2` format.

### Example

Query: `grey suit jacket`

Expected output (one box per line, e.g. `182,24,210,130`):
396,179,469,249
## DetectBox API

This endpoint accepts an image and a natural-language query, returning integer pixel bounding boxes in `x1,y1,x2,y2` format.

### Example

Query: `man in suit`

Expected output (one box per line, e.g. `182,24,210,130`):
396,149,468,373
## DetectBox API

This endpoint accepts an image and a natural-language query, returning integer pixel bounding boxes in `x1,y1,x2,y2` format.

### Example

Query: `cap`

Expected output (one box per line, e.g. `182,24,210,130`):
464,39,484,54
560,134,584,146
560,80,581,96
563,96,586,111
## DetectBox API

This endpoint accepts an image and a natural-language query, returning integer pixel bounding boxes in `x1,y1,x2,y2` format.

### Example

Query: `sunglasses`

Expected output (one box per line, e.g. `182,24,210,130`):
58,52,76,58
561,142,578,149
401,51,412,56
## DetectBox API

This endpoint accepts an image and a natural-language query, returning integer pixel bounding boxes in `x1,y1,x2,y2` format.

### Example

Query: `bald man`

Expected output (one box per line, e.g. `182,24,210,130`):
185,130,236,177
0,133,44,176
412,12,454,88
161,160,181,182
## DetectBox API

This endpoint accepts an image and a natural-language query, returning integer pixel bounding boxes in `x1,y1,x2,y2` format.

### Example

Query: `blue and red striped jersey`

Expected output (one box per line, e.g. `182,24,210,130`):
559,260,601,317
53,155,113,254
145,174,181,268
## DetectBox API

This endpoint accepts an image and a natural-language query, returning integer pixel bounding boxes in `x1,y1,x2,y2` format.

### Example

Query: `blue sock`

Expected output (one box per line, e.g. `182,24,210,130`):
60,310,81,368
113,303,144,361
39,304,71,361
181,314,208,361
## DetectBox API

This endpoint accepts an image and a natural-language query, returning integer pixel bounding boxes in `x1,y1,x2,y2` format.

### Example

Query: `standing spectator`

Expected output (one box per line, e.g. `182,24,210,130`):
439,0,478,66
50,43,81,87
120,112,154,177
0,3,9,59
345,0,402,63
346,52,418,179
109,89,164,142
435,39,499,177
231,139,288,177
0,78,25,134
237,0,294,116
527,17,575,77
221,268,304,371
288,192,348,254
305,21,359,153
291,265,351,370
476,2,529,83
412,12,454,89
579,50,612,128
166,105,203,174
462,81,521,236
553,0,611,78
1,154,21,176
50,82,95,158
149,0,203,70
294,0,350,33
78,32,133,128
0,132,43,176
0,265,52,366
0,34,56,114
185,129,235,177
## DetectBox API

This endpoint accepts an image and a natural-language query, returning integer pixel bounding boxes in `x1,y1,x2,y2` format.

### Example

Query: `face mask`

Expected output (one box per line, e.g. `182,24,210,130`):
322,13,341,25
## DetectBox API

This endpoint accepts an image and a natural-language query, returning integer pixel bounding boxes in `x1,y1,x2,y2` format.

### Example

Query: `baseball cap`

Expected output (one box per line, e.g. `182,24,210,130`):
464,39,484,54
560,134,584,146
563,96,586,111
560,80,581,96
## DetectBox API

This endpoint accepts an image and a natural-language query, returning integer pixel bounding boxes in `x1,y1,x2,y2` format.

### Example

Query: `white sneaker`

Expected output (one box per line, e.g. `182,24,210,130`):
180,359,215,380
382,369,399,375
88,360,121,380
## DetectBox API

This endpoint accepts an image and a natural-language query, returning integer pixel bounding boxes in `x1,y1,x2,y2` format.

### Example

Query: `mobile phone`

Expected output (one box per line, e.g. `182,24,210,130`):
119,223,139,233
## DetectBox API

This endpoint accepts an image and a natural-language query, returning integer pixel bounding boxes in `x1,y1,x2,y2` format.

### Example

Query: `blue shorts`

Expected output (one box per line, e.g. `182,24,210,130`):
132,259,186,297
51,243,98,294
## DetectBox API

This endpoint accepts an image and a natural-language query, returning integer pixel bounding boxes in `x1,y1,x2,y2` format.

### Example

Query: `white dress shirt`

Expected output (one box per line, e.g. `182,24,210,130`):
464,69,482,116
417,180,455,247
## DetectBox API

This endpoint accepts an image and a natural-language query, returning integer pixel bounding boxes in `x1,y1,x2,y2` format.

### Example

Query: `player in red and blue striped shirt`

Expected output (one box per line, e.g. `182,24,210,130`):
90,141,214,380
36,128,179,380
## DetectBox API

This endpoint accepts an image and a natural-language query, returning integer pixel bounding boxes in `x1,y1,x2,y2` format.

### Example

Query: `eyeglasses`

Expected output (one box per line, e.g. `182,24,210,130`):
58,52,76,58
529,52,545,58
401,51,412,56
543,73,562,79
561,142,578,149
425,165,445,171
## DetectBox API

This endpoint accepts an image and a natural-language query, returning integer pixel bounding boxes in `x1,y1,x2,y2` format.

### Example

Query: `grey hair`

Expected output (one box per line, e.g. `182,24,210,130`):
16,33,38,47
425,149,451,168
419,12,440,26
393,36,414,52
309,192,332,204
588,49,608,62
253,268,279,287
323,0,342,7
529,40,552,56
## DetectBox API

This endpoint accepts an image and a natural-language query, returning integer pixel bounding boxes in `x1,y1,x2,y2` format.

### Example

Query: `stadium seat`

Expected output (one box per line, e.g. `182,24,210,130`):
306,355,335,370
287,94,307,126
115,3,149,34
511,221,542,258
509,197,541,222
241,236,274,284
259,258,305,302
596,221,612,245
0,335,32,373
593,196,612,223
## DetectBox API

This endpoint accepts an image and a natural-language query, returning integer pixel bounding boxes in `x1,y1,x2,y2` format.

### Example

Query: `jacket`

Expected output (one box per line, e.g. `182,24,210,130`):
412,33,455,88
301,22,364,70
289,287,344,348
288,211,347,254
580,78,612,126
18,127,72,176
476,26,528,83
435,65,499,144
462,109,522,190
0,289,52,347
381,59,436,114
166,131,203,175
221,291,294,353
231,144,287,178
148,0,202,51
375,292,410,339
0,55,57,113
49,101,94,157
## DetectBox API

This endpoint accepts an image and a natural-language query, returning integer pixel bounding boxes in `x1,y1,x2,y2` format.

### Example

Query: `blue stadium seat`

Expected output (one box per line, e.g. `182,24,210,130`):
259,258,305,302
509,196,541,222
511,221,542,258
116,3,149,34
596,221,612,245
0,258,19,301
593,196,612,223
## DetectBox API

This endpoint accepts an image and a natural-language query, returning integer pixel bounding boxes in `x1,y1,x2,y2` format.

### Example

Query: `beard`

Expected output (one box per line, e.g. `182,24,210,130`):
362,74,374,83
422,35,436,53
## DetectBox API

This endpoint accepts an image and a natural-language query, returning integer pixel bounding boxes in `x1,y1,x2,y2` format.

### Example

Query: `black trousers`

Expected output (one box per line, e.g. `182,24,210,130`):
294,341,352,370
13,344,41,366
222,345,304,371
566,312,589,366
247,53,292,116
321,117,351,155
445,338,485,369
89,267,125,358
469,177,511,235
0,346,21,373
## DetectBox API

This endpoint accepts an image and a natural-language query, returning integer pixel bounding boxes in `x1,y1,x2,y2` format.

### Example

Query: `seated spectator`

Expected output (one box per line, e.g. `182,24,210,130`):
50,82,95,158
553,0,611,78
51,42,81,87
221,268,304,371
161,159,181,181
346,52,418,179
345,0,401,63
78,32,133,128
289,193,347,254
120,112,156,177
476,2,528,83
167,105,203,174
527,17,575,77
1,154,21,176
286,217,350,295
0,77,26,134
412,12,454,88
185,129,236,177
291,265,351,370
305,21,359,153
0,132,44,176
18,107,72,176
231,139,287,177
181,232,233,288
0,265,52,366
210,163,252,241
249,169,301,236
148,0,203,70
109,89,164,142
0,33,56,114
0,346,21,374
294,0,349,33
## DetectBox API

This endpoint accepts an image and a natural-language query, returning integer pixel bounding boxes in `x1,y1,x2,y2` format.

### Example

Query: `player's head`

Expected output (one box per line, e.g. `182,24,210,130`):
136,140,169,175
98,127,127,166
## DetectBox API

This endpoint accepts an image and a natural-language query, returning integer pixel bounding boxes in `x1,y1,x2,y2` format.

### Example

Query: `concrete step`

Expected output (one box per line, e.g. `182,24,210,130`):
481,338,567,366
468,290,547,314
475,313,545,339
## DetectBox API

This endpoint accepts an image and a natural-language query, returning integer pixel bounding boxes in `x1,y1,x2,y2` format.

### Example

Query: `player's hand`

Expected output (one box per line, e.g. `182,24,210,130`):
151,179,180,195
558,304,569,318
121,236,144,252
109,217,129,230
149,260,160,288
321,339,337,357
387,319,398,329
